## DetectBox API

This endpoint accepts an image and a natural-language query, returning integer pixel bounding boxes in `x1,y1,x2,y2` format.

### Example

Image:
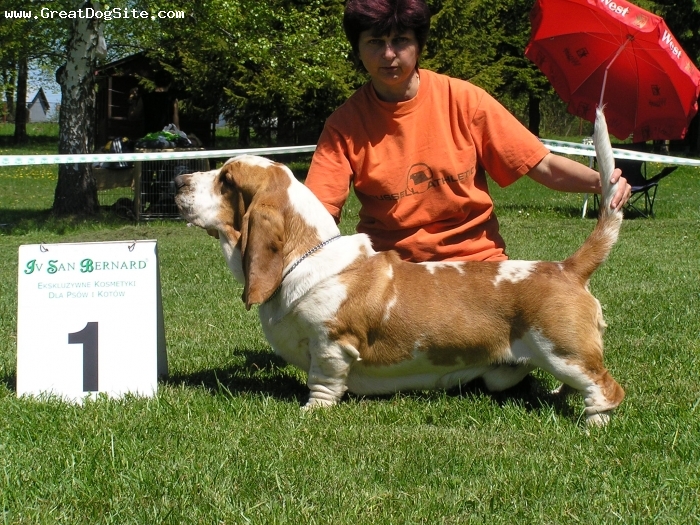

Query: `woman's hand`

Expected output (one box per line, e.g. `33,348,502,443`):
608,168,632,211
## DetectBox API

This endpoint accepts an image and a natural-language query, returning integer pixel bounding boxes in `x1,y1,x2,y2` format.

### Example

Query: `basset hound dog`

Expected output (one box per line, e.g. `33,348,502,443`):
174,111,625,426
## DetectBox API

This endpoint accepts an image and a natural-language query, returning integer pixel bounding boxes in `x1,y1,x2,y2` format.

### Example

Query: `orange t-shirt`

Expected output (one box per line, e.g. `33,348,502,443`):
305,69,550,262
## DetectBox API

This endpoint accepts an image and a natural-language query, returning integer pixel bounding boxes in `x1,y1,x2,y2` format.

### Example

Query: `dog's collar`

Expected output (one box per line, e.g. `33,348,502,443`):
265,234,341,303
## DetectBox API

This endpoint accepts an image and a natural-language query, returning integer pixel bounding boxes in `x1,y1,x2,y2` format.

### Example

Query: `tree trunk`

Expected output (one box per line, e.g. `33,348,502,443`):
3,67,17,122
14,57,28,145
237,116,250,147
53,2,105,216
276,108,295,146
528,93,541,138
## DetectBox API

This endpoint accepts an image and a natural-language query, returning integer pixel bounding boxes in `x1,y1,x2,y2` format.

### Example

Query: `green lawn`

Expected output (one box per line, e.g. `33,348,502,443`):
1,125,699,523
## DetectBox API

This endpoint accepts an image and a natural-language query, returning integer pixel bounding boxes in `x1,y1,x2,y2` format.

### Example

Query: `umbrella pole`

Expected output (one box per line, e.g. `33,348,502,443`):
598,36,633,108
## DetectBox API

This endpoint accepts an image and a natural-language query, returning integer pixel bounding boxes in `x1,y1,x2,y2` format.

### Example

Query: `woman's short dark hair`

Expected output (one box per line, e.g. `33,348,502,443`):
343,0,431,63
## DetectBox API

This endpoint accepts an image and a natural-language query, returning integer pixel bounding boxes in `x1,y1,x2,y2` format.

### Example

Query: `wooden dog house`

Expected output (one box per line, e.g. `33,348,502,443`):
94,52,215,149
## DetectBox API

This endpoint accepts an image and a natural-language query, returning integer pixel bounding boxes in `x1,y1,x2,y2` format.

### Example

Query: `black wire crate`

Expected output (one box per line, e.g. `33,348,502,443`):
135,155,209,219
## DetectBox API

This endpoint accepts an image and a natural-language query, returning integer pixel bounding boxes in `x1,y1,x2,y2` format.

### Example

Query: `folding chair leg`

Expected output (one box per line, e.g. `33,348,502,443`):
625,192,650,218
646,186,658,216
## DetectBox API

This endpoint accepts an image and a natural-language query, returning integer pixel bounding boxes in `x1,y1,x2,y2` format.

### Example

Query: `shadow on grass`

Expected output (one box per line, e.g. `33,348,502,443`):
164,349,309,404
0,207,136,235
0,135,59,149
0,208,53,226
167,349,578,420
467,374,578,420
347,374,577,420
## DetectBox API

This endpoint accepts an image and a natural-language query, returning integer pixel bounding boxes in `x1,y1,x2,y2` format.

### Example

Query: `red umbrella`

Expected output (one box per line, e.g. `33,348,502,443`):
525,0,700,141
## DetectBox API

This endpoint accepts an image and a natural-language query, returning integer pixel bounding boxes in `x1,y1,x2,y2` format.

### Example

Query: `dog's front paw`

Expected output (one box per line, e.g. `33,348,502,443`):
301,396,337,411
585,411,612,427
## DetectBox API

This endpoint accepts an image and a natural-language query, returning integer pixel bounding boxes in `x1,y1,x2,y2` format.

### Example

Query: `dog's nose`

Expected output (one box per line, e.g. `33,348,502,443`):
174,174,191,191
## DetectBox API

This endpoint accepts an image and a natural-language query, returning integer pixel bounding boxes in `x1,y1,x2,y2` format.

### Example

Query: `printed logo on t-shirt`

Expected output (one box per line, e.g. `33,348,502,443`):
407,163,434,194
372,164,475,201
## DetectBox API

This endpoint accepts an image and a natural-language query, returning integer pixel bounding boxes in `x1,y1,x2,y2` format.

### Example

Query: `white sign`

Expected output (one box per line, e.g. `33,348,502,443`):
16,240,167,402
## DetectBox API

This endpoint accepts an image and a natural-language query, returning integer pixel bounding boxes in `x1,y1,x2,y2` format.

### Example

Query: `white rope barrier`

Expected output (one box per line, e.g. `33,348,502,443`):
1,140,699,167
0,144,317,167
541,139,700,167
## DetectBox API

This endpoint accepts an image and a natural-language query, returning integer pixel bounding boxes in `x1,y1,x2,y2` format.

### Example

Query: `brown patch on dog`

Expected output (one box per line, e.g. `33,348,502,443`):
329,254,522,367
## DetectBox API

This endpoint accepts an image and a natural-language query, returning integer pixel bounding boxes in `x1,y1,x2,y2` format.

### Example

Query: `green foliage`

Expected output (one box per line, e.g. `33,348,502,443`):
140,0,362,144
425,0,550,107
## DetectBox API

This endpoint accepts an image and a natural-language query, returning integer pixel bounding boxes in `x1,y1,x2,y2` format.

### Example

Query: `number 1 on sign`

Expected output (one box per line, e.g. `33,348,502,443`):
68,322,99,392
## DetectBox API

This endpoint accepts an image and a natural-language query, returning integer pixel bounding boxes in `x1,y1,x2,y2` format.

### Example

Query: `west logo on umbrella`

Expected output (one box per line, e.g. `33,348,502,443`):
661,30,683,59
600,0,630,17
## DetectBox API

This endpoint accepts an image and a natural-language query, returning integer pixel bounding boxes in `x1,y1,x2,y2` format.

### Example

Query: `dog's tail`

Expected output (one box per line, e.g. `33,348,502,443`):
564,108,623,284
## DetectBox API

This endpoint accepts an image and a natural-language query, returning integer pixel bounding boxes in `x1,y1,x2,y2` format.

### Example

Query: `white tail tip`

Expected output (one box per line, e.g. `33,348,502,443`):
594,108,618,212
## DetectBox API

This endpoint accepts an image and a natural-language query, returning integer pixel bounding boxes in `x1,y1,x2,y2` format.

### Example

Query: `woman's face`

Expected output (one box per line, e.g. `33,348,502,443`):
357,29,419,99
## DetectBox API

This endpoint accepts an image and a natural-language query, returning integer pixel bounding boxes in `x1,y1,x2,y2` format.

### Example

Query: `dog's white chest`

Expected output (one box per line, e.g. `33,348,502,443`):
258,275,349,372
260,313,312,371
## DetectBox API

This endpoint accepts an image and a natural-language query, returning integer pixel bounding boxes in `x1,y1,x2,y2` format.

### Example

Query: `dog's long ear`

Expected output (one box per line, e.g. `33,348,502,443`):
240,202,285,310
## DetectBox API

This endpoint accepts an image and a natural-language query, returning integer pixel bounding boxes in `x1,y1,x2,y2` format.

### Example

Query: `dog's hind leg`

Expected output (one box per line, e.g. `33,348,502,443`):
303,340,360,410
525,329,624,426
578,368,625,426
